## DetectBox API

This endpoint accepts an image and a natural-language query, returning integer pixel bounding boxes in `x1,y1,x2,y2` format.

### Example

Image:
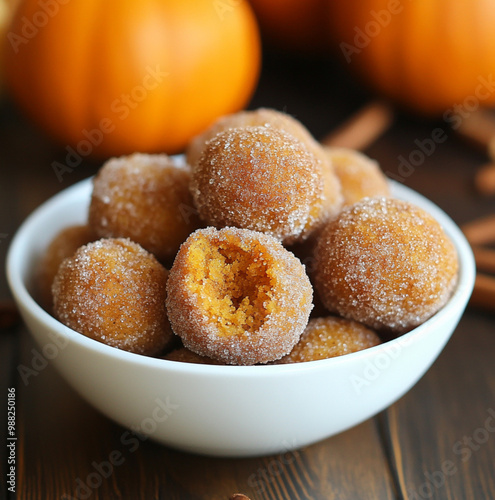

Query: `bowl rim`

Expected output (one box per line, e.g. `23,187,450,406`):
6,177,476,377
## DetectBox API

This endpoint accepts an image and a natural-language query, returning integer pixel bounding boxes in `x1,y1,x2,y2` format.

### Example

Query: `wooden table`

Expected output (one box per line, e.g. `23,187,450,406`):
1,50,494,500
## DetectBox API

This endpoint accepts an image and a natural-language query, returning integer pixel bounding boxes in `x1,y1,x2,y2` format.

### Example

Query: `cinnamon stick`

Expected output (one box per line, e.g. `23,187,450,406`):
461,214,495,246
461,216,495,313
469,273,495,311
453,109,495,196
321,101,394,151
471,245,495,274
455,108,495,155
474,163,495,196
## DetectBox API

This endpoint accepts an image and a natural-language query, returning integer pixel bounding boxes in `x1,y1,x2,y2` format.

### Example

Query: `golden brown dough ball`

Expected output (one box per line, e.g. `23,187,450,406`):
37,224,95,311
89,153,202,264
163,347,224,365
276,316,381,364
52,238,173,356
313,197,459,333
320,155,344,221
323,147,390,206
166,227,313,365
187,107,320,167
187,108,343,221
277,316,381,363
190,126,326,245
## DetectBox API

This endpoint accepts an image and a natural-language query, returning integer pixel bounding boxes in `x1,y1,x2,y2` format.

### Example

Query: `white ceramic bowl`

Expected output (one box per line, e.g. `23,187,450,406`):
7,178,475,457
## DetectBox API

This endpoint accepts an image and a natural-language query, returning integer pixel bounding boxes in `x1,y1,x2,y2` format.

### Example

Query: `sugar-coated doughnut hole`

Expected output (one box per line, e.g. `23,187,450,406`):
37,224,96,311
190,126,326,245
188,108,343,225
187,107,323,168
166,227,313,365
313,197,459,333
321,156,344,221
163,347,224,365
89,153,202,264
52,238,173,356
277,316,381,363
322,147,390,206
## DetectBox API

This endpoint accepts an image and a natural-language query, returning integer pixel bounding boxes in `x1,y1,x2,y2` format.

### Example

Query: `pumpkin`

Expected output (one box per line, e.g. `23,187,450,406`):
0,0,18,89
3,0,261,157
0,3,7,85
327,1,495,115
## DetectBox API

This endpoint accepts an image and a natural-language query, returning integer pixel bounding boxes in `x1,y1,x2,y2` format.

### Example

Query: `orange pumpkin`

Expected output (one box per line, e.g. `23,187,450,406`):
3,0,261,157
0,0,18,88
327,1,495,115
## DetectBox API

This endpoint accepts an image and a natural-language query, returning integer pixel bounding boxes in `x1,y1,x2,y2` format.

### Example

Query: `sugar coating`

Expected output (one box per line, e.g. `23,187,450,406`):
37,224,95,312
89,153,202,264
323,147,390,206
277,316,381,363
190,125,326,245
314,197,459,332
52,238,173,356
166,227,314,365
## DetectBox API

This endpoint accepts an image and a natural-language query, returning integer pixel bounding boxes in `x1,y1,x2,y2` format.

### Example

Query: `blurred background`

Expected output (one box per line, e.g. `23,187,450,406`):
3,0,495,155
2,2,495,174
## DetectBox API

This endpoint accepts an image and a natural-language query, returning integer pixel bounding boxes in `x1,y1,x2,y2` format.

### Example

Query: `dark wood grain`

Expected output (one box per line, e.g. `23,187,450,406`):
0,327,19,500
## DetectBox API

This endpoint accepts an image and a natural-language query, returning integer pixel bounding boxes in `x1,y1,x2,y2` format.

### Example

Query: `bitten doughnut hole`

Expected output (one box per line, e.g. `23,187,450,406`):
188,239,274,335
166,227,313,365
